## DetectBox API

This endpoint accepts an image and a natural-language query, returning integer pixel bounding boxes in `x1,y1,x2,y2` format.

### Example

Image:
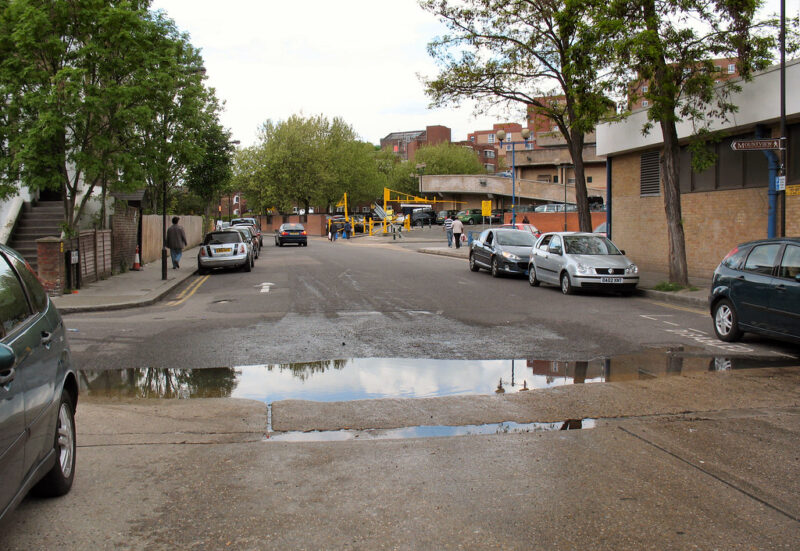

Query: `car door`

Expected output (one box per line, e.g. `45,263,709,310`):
733,243,782,331
537,234,563,284
472,230,491,266
532,234,553,282
771,244,800,338
0,253,34,513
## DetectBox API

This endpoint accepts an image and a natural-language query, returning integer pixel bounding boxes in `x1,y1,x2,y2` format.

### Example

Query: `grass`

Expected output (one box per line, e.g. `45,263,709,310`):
653,281,700,292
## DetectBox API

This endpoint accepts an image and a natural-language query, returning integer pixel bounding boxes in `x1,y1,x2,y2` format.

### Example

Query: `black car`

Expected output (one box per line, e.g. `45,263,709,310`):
436,210,458,224
469,228,538,277
1,244,78,525
410,208,437,226
275,223,308,246
709,237,800,343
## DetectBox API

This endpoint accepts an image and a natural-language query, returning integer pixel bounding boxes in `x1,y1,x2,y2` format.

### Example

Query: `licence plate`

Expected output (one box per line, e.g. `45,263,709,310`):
601,277,623,283
216,248,231,253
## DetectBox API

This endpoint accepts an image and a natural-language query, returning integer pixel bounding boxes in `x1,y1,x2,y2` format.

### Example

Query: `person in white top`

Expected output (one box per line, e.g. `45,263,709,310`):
451,216,465,249
443,216,454,247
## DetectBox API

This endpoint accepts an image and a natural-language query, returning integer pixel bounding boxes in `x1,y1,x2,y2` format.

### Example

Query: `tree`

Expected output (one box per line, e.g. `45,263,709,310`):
415,142,487,175
606,0,775,284
0,0,210,232
421,0,614,232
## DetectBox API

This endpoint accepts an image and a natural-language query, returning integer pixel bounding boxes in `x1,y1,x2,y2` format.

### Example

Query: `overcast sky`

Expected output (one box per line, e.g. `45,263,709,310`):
150,0,797,148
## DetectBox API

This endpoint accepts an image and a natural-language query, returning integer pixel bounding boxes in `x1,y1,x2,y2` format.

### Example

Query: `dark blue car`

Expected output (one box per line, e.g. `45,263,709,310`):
709,237,800,343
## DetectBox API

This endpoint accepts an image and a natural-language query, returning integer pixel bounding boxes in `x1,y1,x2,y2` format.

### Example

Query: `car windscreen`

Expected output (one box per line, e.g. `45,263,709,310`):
283,224,304,230
563,235,621,255
495,231,537,247
204,232,241,244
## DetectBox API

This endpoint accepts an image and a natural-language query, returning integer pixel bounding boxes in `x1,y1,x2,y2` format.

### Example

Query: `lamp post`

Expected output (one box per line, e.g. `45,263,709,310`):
496,128,532,225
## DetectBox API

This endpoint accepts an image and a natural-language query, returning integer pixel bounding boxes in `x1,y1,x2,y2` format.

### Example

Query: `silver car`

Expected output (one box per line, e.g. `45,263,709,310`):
469,228,538,277
528,232,639,295
197,230,253,274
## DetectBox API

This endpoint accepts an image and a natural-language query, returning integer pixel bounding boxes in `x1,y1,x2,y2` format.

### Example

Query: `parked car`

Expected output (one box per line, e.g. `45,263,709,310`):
231,218,262,246
528,232,639,295
499,223,540,238
275,223,308,246
489,209,507,224
534,203,577,213
197,230,253,274
469,228,538,277
232,225,259,260
593,222,607,237
436,210,459,224
351,215,365,232
709,237,800,344
458,209,484,225
410,208,437,226
0,244,78,525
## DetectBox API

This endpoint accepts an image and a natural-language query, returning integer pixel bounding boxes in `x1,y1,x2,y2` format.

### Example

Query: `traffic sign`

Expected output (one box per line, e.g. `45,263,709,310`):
776,176,786,191
730,139,782,151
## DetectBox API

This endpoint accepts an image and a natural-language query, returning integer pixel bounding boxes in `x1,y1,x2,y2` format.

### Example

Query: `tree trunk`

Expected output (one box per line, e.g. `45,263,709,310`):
568,131,593,232
660,121,689,285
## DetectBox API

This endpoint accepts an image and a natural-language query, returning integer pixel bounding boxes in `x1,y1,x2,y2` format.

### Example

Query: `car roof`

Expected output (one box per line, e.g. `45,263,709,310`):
734,237,800,248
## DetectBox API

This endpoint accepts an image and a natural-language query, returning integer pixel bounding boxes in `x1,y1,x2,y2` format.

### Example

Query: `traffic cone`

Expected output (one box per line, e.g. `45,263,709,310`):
133,246,142,271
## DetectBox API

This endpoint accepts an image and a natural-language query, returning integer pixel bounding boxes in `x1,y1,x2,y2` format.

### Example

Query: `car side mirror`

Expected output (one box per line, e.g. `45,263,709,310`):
0,343,16,371
549,246,562,255
621,250,626,255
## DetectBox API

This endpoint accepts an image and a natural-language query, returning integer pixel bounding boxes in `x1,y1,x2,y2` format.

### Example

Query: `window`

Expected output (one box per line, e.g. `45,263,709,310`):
640,151,661,196
553,175,559,184
470,136,475,142
488,134,495,144
587,176,593,183
642,100,649,107
538,234,552,250
0,255,31,338
484,163,494,171
505,144,512,151
233,195,240,204
778,245,800,279
8,255,47,313
715,65,722,72
549,235,562,252
743,244,781,275
642,85,648,93
484,150,495,158
525,142,534,150
728,63,736,74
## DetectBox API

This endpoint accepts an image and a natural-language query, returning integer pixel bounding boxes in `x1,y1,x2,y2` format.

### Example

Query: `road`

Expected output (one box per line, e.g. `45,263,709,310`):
64,234,797,371
2,234,799,550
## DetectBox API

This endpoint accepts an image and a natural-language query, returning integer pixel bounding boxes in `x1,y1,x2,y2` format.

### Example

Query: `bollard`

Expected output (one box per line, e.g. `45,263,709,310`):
467,231,474,246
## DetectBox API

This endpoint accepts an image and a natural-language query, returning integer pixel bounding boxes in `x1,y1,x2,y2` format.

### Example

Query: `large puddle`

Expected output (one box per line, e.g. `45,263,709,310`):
78,348,798,403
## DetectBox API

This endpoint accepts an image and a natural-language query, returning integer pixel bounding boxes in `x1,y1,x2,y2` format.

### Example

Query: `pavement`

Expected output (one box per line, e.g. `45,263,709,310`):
51,233,711,314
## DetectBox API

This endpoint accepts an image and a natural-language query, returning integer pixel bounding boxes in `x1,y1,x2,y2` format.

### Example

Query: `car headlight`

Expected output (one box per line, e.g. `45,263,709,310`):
626,263,638,275
575,263,594,275
501,251,520,261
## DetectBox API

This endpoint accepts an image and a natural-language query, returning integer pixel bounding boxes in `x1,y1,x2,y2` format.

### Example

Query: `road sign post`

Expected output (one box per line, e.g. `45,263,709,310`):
730,139,782,151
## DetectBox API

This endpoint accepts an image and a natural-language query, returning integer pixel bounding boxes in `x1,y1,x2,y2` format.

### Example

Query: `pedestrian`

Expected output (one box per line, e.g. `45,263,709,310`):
166,216,187,269
344,220,352,239
451,215,464,249
443,215,454,247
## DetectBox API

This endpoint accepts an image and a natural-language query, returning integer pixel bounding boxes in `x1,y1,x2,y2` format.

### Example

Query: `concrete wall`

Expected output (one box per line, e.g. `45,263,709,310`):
141,215,204,264
0,187,33,245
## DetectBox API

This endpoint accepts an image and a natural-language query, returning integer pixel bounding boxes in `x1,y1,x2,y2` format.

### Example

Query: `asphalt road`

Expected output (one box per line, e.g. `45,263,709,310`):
63,235,797,370
3,234,800,549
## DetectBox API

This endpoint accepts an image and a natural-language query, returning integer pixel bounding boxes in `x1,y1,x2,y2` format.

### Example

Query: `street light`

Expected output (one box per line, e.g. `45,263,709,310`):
496,128,532,225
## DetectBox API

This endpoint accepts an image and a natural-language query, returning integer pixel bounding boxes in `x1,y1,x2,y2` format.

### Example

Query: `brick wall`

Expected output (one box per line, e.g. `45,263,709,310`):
36,237,65,296
111,205,138,273
611,153,770,278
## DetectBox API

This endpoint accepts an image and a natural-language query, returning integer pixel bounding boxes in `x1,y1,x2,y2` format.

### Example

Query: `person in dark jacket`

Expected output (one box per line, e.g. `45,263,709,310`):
166,216,188,269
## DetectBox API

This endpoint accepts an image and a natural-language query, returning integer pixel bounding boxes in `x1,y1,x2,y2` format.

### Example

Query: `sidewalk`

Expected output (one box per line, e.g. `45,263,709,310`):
51,246,201,314
50,240,710,314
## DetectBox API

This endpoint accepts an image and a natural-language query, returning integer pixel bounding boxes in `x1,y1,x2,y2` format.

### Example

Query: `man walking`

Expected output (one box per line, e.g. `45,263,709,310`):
451,215,464,249
166,216,187,269
443,214,454,247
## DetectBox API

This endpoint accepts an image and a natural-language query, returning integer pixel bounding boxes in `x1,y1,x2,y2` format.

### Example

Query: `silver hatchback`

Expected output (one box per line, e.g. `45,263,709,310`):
197,230,253,274
528,232,639,295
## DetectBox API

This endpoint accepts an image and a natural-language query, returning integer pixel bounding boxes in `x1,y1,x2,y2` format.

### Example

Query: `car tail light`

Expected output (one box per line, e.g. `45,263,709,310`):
281,231,288,236
240,244,246,254
722,246,739,261
301,231,307,236
200,247,207,257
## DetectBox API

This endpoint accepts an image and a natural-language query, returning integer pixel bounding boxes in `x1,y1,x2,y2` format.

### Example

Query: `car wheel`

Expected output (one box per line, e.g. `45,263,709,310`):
468,218,475,225
491,257,501,278
243,257,252,272
528,264,540,287
274,239,279,247
33,391,76,497
250,253,255,267
560,272,574,295
469,253,480,272
713,298,743,342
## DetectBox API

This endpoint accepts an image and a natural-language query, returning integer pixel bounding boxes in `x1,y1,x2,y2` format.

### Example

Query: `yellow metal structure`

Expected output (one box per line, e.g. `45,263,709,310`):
336,193,349,221
381,187,463,234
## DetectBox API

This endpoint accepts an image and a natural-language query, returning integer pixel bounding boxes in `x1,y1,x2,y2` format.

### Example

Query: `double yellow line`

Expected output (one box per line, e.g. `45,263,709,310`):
167,275,209,307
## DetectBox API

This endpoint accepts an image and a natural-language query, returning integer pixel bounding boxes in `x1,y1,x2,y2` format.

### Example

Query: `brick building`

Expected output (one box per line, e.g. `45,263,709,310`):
380,125,451,161
597,59,800,278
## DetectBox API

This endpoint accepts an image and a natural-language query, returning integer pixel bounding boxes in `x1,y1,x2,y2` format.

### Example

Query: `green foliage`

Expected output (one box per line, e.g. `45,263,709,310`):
0,1,226,230
237,114,383,214
653,281,699,292
414,143,487,176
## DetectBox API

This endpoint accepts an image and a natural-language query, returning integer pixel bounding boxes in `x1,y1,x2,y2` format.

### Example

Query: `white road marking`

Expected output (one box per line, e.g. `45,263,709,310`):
257,282,275,293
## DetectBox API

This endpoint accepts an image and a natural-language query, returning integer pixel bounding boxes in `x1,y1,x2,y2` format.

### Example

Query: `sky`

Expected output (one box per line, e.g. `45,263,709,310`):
150,0,798,148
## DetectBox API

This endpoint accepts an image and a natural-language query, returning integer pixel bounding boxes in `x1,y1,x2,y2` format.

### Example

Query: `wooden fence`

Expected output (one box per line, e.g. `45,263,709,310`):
141,215,204,264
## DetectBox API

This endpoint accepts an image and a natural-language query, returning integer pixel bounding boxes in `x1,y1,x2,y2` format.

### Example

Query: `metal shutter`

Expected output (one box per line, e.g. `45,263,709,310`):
640,151,661,196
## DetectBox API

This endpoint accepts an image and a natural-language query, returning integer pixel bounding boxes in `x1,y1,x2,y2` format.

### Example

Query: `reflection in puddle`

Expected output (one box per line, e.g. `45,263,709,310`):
78,349,798,403
265,419,597,442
